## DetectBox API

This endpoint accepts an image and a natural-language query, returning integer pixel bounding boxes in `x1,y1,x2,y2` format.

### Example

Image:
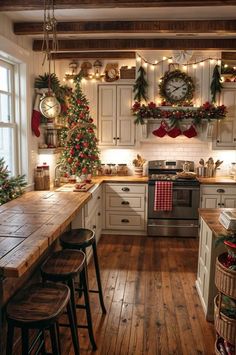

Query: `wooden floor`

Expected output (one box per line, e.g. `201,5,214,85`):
54,235,215,355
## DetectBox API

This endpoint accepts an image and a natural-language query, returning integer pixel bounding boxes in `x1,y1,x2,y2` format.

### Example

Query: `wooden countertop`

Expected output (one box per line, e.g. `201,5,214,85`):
92,175,148,183
0,190,91,278
197,176,236,185
199,208,235,237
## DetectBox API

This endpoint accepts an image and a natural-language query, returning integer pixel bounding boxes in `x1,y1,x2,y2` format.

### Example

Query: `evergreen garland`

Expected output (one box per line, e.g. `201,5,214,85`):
59,73,101,177
0,158,26,205
210,65,223,103
133,66,148,102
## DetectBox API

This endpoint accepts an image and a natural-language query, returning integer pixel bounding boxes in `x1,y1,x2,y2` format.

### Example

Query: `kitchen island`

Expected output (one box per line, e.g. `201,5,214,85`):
196,208,234,321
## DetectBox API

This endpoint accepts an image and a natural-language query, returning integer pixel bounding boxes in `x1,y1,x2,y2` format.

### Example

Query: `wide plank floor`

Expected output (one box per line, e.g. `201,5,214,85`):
54,235,215,354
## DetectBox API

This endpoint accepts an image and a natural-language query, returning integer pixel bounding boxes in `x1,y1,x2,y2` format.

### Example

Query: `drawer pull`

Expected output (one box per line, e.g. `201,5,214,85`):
97,196,101,200
221,203,225,206
121,201,130,205
218,203,221,206
121,187,130,192
121,219,129,223
93,225,96,229
217,189,225,193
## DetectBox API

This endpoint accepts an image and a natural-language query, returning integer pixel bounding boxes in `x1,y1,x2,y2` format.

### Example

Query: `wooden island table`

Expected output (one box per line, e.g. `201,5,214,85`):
0,189,92,354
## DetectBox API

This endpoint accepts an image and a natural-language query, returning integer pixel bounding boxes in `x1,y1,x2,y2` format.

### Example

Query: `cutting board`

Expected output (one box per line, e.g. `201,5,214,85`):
73,183,94,192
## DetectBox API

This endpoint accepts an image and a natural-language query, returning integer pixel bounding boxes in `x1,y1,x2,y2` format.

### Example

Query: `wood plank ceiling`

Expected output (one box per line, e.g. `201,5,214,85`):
1,0,236,57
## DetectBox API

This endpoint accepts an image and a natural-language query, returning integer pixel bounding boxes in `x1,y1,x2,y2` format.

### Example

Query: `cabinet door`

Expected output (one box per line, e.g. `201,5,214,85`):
214,88,236,149
201,194,221,208
222,195,236,208
116,85,135,146
98,85,116,146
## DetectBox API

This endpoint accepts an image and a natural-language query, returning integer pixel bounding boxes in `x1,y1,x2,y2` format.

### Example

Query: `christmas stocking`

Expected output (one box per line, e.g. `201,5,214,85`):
167,126,182,138
31,93,41,137
183,125,197,138
152,120,168,137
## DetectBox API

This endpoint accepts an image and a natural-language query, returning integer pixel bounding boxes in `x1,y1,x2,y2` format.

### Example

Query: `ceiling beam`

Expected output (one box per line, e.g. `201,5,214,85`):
14,20,236,35
33,38,236,51
2,0,236,11
51,52,136,60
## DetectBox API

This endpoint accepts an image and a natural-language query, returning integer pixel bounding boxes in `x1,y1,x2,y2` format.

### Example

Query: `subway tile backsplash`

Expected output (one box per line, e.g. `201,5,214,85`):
100,142,236,176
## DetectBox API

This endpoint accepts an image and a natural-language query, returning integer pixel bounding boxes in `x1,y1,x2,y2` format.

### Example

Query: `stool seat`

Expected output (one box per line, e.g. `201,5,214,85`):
41,249,85,282
60,228,94,249
7,283,70,328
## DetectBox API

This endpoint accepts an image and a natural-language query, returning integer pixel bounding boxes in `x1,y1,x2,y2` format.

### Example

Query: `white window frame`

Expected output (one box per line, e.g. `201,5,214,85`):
0,59,19,176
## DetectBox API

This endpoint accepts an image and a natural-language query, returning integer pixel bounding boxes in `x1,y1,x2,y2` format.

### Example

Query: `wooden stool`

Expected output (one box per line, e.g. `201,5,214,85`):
41,249,97,351
60,228,107,315
6,283,79,355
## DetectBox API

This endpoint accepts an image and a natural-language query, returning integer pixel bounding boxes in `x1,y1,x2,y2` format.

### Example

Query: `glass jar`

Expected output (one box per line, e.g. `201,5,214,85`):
42,162,50,190
104,164,112,175
117,164,128,176
34,167,45,190
110,164,117,175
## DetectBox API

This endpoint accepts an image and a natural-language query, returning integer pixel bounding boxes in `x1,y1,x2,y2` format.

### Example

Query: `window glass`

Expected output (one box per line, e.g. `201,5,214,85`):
0,127,14,173
0,93,11,122
0,66,10,92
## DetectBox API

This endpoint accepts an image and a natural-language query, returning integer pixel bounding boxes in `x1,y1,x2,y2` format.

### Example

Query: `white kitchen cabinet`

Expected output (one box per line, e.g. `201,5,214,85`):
196,217,225,321
213,86,236,149
98,84,135,147
200,184,236,208
103,183,147,234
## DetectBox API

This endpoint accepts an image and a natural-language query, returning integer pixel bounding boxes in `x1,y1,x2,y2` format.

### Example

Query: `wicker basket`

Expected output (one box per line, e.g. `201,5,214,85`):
120,66,136,79
214,294,236,345
215,253,236,299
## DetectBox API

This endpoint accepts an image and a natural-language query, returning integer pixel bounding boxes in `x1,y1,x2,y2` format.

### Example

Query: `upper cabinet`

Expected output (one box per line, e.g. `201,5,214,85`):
213,86,236,149
98,84,135,147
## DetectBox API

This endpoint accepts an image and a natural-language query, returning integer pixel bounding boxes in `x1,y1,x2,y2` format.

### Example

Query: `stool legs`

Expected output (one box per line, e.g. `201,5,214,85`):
49,323,61,355
21,328,29,355
6,323,14,355
67,298,80,355
79,265,97,351
92,241,107,314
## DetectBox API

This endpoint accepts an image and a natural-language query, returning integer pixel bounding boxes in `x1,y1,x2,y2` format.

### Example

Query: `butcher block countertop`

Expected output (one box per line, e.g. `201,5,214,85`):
0,190,91,278
199,208,234,237
197,176,236,185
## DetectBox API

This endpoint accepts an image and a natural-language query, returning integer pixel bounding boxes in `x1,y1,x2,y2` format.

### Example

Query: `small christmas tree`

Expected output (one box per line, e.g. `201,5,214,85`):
133,65,148,102
210,65,223,103
59,74,101,178
0,158,26,205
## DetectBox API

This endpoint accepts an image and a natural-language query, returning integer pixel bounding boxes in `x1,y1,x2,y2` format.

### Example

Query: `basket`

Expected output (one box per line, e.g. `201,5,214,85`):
214,294,236,345
215,253,236,299
120,66,136,79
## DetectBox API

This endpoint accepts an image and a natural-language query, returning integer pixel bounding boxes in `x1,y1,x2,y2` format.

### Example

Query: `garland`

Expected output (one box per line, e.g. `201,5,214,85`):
132,101,227,126
210,65,223,103
133,65,148,102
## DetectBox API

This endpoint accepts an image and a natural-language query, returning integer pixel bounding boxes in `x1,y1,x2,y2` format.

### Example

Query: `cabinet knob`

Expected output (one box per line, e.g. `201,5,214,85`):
121,201,130,205
98,212,101,216
217,189,225,193
218,203,221,206
234,138,236,142
93,225,96,229
97,196,101,200
221,203,225,206
116,137,120,140
121,219,129,223
121,187,130,192
113,137,117,140
216,140,220,143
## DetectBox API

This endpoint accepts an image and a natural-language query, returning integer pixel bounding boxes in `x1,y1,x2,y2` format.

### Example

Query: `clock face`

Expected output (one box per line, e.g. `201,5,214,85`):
39,96,61,119
165,77,188,102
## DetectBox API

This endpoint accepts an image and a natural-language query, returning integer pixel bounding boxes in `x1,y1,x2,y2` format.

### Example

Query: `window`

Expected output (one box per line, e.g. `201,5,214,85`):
0,59,18,176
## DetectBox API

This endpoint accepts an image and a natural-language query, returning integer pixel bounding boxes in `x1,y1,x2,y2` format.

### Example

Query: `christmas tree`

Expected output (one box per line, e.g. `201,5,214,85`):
0,158,26,205
59,74,101,178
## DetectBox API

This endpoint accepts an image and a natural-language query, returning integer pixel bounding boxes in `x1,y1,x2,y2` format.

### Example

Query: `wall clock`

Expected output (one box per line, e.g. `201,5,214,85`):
39,94,61,119
159,69,195,106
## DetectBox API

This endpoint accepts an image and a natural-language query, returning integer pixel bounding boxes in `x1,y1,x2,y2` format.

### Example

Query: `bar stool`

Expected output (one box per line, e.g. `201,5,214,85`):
41,249,97,351
60,228,107,314
6,283,79,355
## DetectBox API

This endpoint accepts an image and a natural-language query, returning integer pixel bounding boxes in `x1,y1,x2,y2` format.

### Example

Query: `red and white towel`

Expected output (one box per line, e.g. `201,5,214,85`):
154,181,173,211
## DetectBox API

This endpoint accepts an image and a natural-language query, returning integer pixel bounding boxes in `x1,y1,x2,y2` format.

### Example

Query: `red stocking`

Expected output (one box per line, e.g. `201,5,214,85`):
183,125,197,138
31,93,41,137
167,126,182,138
152,121,168,137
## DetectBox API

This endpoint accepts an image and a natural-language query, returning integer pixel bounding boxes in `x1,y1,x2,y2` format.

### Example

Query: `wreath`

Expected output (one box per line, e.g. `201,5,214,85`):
159,70,195,106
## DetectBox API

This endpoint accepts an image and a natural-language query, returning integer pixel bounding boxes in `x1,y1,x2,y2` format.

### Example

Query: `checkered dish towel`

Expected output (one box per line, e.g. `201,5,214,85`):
154,181,173,211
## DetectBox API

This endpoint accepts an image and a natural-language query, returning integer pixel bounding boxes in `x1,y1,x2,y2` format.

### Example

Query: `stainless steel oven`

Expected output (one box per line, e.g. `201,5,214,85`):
147,160,200,237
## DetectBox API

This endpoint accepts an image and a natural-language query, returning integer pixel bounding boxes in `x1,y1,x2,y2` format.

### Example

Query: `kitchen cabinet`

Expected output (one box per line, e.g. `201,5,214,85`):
200,184,236,208
98,84,135,146
196,217,225,321
103,183,147,234
213,86,236,149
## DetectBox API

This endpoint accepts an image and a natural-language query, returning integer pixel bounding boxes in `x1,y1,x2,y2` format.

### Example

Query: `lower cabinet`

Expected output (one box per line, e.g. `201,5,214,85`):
200,184,236,208
103,182,147,234
196,217,225,321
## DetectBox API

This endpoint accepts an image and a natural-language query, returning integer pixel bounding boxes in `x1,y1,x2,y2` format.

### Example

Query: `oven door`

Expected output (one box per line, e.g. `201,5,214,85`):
148,181,200,237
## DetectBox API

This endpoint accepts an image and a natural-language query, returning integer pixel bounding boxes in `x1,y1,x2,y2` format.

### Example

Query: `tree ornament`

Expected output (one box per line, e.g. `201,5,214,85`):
210,65,223,103
133,65,148,102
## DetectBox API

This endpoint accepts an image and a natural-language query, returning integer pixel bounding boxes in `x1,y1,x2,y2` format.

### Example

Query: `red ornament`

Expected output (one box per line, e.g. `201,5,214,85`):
75,144,80,150
70,149,75,156
83,142,89,148
79,152,85,158
88,128,94,133
82,167,88,174
89,118,93,123
67,157,73,164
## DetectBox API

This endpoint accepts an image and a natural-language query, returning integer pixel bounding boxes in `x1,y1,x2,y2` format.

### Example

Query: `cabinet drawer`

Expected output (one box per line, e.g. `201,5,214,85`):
105,183,146,195
105,211,145,230
201,185,236,195
106,194,144,211
84,187,102,218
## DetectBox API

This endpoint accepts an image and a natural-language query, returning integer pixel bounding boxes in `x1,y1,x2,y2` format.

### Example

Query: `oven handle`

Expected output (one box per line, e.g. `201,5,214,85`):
148,182,199,190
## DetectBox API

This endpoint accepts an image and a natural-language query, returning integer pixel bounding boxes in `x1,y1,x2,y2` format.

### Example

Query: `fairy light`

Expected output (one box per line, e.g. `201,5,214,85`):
136,56,142,63
224,64,228,68
210,59,215,64
183,65,187,71
168,58,173,63
193,64,197,69
143,62,148,68
151,64,155,70
200,61,204,66
163,56,167,61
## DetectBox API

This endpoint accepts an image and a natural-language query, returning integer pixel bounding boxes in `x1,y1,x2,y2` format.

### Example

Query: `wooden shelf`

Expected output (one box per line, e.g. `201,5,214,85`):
38,147,63,154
